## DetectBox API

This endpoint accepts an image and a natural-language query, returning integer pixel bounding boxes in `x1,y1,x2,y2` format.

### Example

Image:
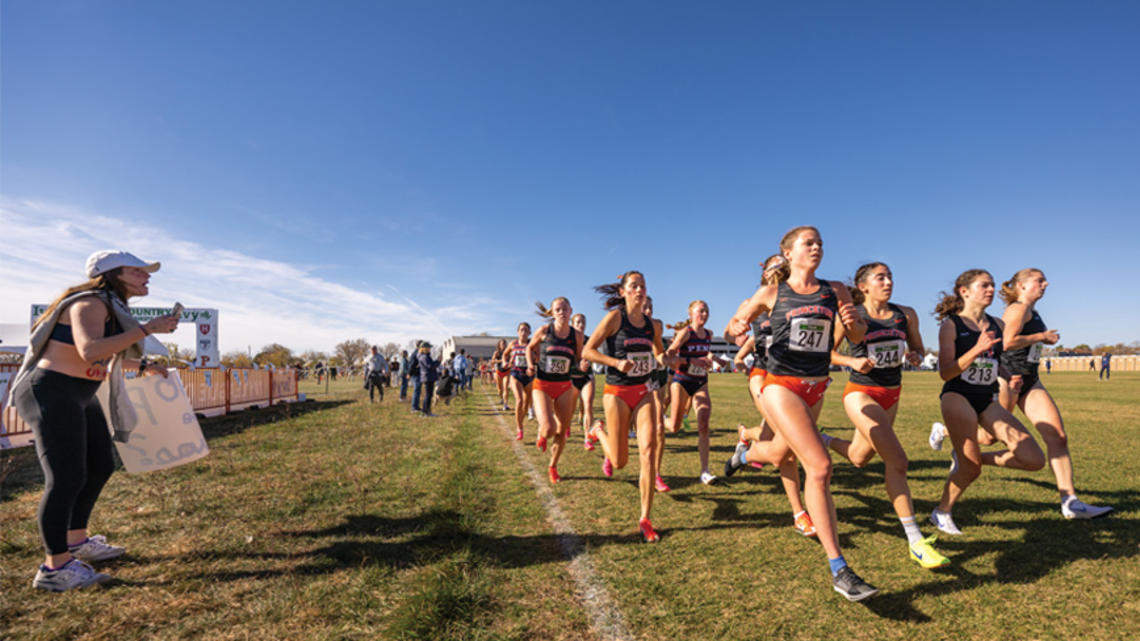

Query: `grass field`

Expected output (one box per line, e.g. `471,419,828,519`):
1,372,1137,640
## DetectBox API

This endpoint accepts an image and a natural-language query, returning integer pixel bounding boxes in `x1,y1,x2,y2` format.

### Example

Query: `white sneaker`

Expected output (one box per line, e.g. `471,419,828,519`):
1062,497,1114,520
527,408,535,420
32,559,111,591
700,471,718,486
929,422,948,451
69,534,125,562
930,509,963,536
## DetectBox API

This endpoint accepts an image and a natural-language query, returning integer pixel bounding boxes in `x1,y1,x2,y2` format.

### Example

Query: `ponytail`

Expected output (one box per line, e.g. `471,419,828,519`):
595,271,644,310
1000,268,1043,305
934,269,990,321
535,296,570,319
668,319,690,331
761,254,790,285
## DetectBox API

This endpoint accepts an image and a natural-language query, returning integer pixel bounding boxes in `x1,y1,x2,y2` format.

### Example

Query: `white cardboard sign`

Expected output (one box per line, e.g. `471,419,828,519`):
99,371,209,473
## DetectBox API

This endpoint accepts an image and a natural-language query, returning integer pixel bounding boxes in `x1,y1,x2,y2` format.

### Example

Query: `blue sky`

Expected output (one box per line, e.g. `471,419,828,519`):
3,1,1138,354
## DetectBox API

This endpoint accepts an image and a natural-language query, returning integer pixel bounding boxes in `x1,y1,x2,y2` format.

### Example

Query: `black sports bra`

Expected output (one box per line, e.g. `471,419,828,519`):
50,317,118,345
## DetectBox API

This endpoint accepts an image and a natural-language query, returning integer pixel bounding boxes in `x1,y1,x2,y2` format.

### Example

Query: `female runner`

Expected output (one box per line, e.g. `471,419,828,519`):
570,313,599,451
501,324,535,442
726,226,878,601
665,300,721,485
644,296,671,493
492,339,511,410
527,297,584,483
724,255,815,538
583,271,676,542
930,269,1046,535
820,262,950,568
988,269,1110,518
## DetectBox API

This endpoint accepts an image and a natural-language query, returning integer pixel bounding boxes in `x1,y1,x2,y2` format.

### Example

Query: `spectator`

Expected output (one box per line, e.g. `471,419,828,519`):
398,350,411,401
418,341,439,416
364,345,389,403
409,344,423,412
452,350,468,392
1099,353,1111,381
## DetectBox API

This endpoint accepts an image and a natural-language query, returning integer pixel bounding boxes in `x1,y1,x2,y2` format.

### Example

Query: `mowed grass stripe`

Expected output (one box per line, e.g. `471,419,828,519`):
479,387,634,641
0,383,594,640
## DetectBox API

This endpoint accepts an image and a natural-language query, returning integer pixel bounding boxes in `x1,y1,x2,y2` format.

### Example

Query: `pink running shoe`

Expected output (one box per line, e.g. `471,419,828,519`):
639,518,660,543
602,457,614,478
515,429,524,441
655,475,671,493
583,439,595,452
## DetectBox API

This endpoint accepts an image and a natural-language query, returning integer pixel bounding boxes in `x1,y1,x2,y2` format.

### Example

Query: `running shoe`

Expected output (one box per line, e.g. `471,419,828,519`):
929,422,948,451
32,559,110,592
1062,497,1114,519
700,471,718,486
68,535,125,562
794,511,817,537
929,509,963,536
537,436,547,452
602,457,614,478
548,466,561,484
832,566,879,602
724,441,750,477
909,535,951,569
515,429,524,441
583,439,595,452
639,518,660,543
655,475,671,492
527,408,535,421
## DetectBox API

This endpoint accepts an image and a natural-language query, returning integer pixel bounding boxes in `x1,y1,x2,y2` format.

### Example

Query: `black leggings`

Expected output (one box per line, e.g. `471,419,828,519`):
13,369,116,556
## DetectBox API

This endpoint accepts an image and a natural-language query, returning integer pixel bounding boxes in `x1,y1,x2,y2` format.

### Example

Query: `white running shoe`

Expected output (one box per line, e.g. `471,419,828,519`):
68,534,125,562
1062,498,1114,520
32,559,111,591
929,422,948,451
700,471,718,486
527,408,535,421
930,509,963,536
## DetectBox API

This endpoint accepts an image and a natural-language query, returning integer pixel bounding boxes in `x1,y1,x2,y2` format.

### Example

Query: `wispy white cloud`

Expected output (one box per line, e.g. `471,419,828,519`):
0,198,512,353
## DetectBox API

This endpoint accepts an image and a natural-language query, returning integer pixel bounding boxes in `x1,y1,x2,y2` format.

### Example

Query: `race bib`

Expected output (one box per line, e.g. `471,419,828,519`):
542,355,571,375
961,357,998,386
687,364,708,377
789,317,831,353
514,353,527,368
1026,343,1043,364
627,352,654,377
870,340,906,369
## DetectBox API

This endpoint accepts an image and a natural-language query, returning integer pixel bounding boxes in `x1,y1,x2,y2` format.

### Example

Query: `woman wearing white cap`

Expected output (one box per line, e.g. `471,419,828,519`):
10,250,180,591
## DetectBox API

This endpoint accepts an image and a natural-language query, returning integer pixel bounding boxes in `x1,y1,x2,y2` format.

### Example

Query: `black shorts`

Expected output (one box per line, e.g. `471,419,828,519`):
572,376,590,391
672,376,706,397
941,388,996,416
511,371,533,387
1017,372,1041,402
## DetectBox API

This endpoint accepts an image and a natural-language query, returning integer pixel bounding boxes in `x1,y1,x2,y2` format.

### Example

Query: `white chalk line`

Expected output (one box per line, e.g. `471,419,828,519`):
479,388,633,641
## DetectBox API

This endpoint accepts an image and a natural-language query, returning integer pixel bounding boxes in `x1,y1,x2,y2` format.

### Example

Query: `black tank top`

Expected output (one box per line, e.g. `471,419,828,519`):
675,328,711,380
571,334,590,379
752,313,771,370
849,303,908,387
941,314,1004,397
1000,307,1046,377
605,308,656,386
537,323,578,382
768,279,838,377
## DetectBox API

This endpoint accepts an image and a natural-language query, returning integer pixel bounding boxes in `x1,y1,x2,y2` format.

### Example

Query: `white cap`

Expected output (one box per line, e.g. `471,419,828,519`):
85,250,161,278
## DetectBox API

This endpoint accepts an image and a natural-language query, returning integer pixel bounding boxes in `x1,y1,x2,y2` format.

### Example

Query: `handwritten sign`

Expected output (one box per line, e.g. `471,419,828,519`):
98,371,209,473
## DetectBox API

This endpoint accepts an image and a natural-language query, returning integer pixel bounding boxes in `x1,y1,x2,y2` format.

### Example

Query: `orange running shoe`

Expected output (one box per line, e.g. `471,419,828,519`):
794,511,817,537
639,518,660,543
537,436,547,452
548,466,561,484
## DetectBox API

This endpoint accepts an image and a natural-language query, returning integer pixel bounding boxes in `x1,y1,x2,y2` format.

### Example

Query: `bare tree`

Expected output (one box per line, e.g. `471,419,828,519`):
381,342,400,359
335,338,371,368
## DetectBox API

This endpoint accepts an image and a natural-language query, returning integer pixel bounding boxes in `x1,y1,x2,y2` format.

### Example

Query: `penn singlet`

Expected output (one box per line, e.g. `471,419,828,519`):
676,327,711,380
509,340,529,373
768,279,838,377
1001,308,1046,377
605,307,656,386
537,324,578,382
849,303,908,387
942,314,1004,397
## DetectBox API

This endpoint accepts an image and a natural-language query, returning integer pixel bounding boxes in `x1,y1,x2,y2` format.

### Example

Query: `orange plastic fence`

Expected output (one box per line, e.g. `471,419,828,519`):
2,367,300,444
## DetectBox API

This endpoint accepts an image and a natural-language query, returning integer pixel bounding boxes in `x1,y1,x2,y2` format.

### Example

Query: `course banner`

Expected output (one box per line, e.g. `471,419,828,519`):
99,371,210,473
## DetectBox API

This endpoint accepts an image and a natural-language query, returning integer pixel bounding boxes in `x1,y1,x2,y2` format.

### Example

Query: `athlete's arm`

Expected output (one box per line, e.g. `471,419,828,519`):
726,285,775,341
832,282,867,344
583,309,629,372
652,319,680,369
526,326,547,373
1000,303,1035,350
902,305,925,366
734,337,754,372
665,327,690,359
